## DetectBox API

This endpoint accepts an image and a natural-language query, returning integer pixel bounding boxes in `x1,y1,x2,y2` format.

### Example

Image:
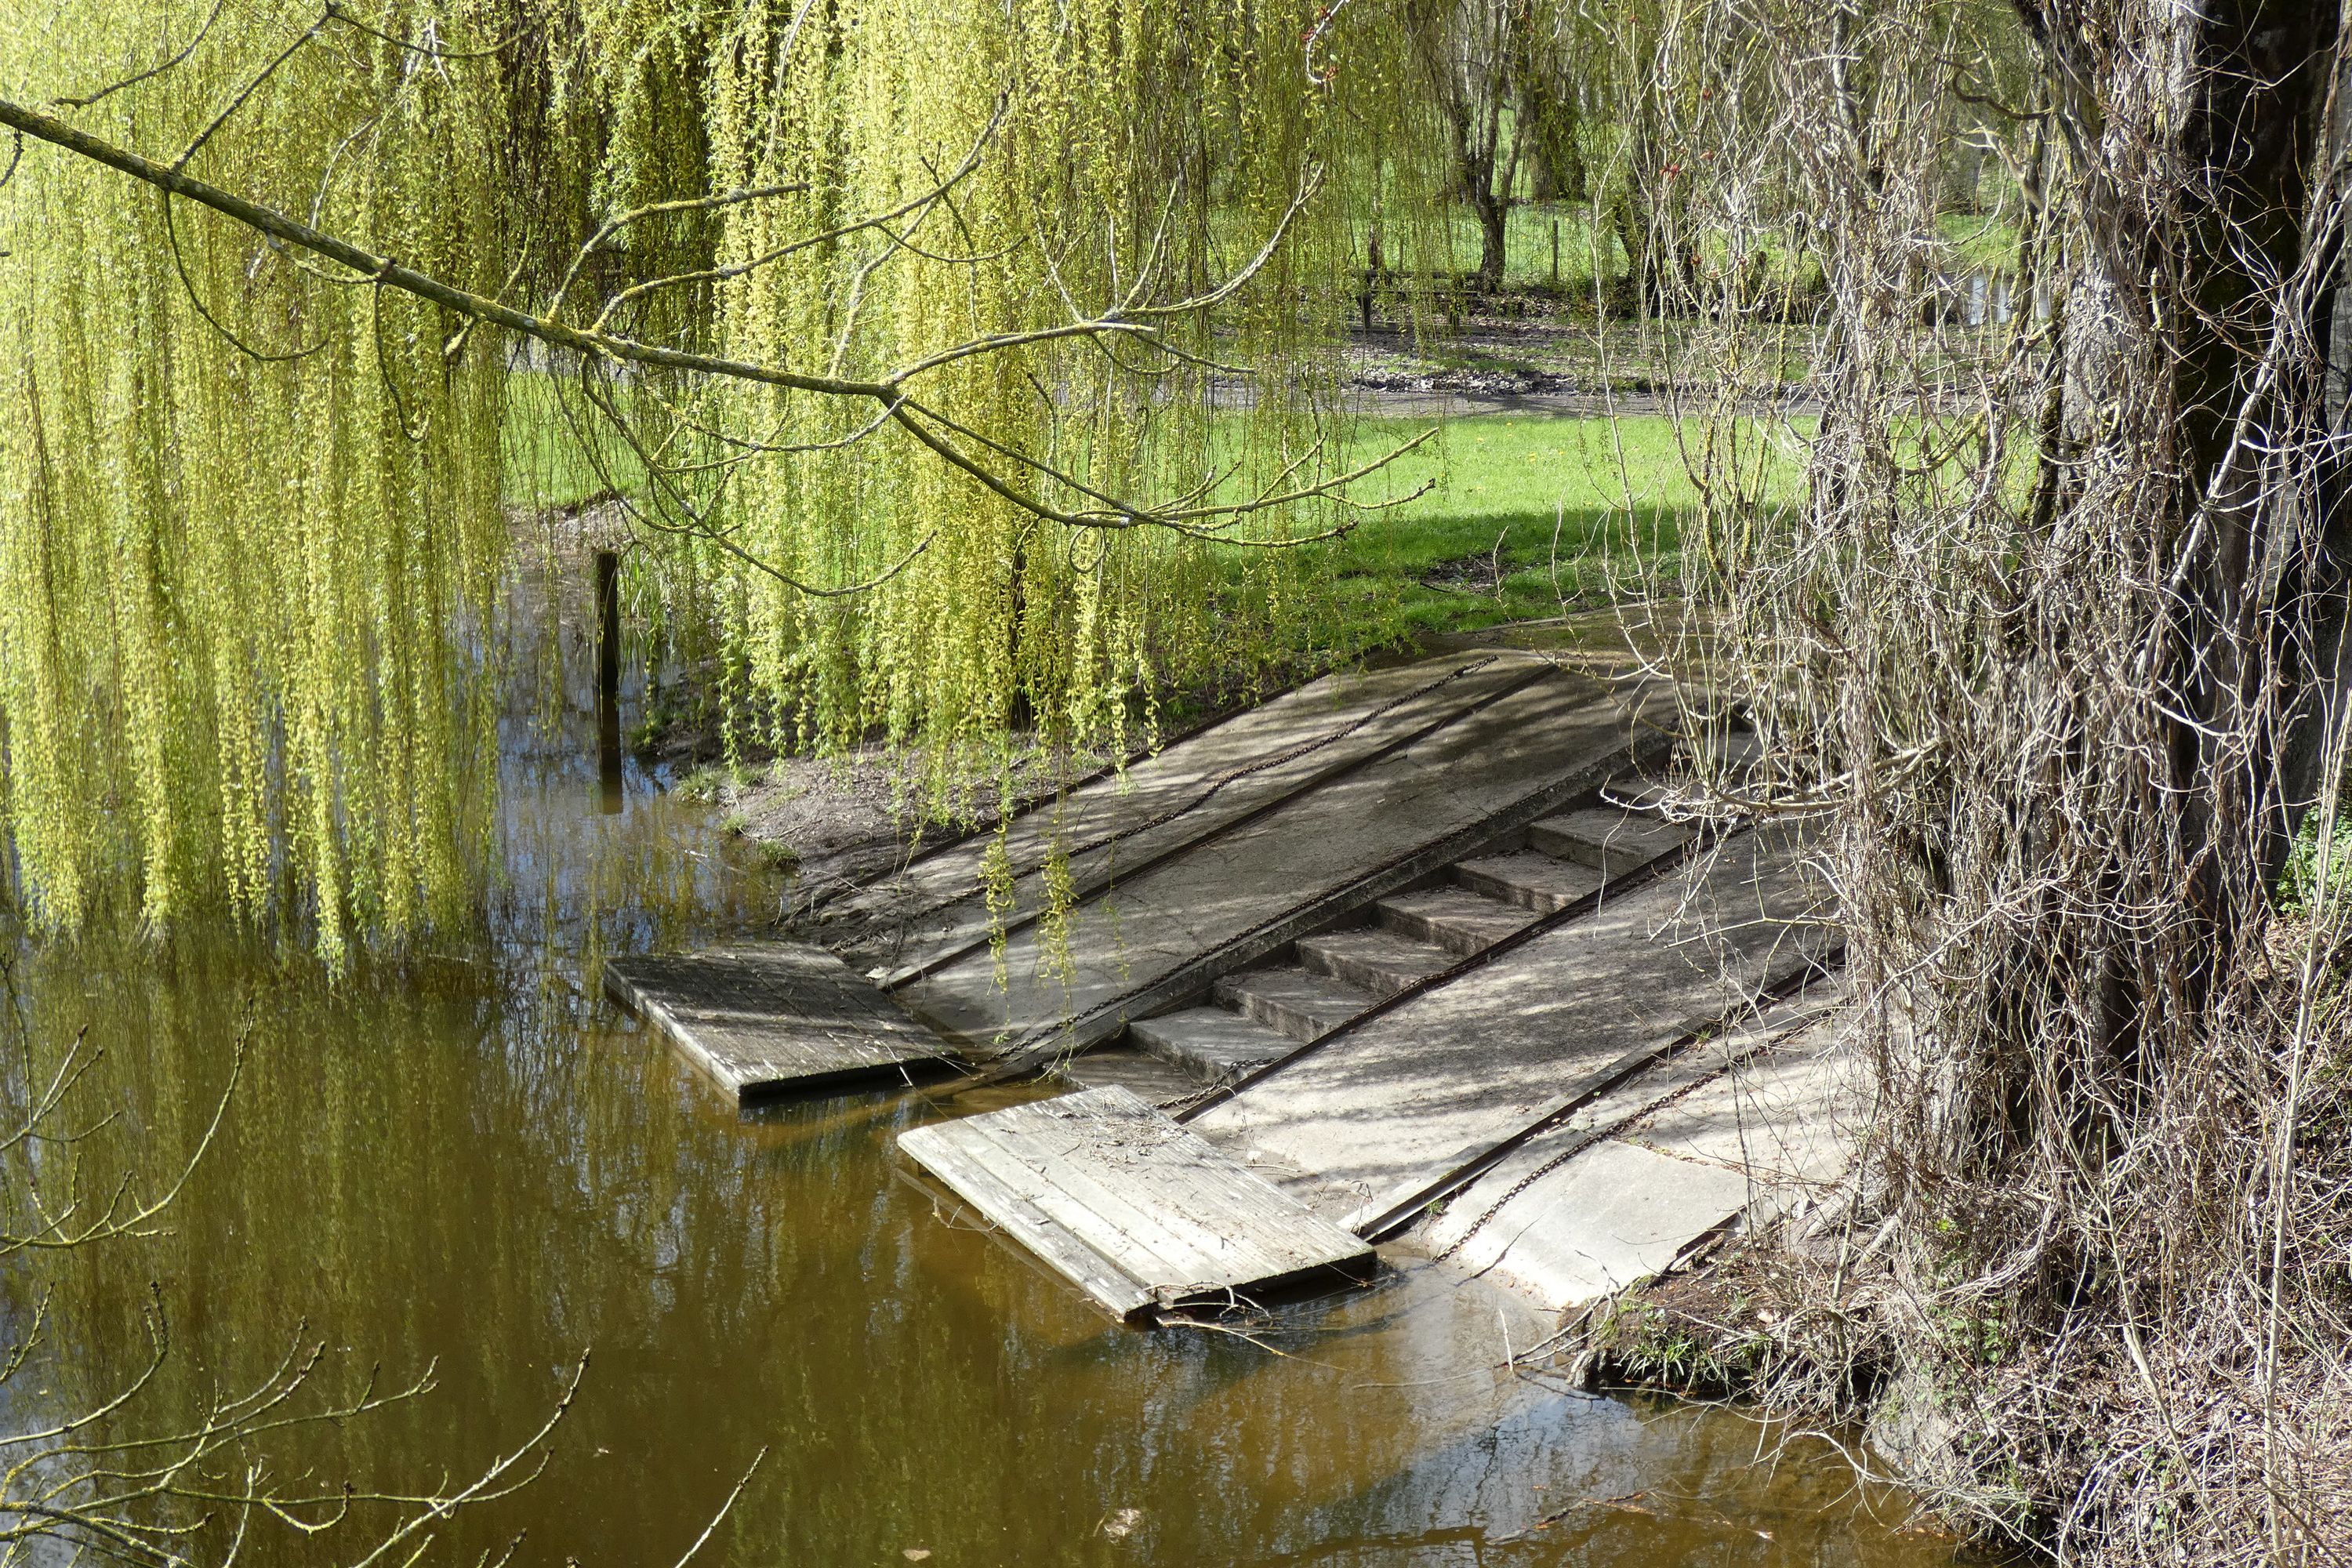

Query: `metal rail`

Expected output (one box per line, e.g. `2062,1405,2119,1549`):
876,656,1554,991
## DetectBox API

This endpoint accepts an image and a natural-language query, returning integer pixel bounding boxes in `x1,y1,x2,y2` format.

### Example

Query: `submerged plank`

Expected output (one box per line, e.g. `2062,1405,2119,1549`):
605,942,951,1100
899,1087,1374,1321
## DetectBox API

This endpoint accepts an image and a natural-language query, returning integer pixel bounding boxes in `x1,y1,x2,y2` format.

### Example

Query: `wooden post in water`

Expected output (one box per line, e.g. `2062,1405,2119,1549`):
596,549,623,814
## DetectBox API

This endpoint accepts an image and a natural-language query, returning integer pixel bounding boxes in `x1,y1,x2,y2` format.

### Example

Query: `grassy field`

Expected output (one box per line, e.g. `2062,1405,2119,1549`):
502,376,1806,645
503,373,645,508
1296,412,1804,641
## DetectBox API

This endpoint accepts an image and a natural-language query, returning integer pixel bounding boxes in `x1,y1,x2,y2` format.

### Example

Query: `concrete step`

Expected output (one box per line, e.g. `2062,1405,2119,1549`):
1213,965,1377,1044
1530,807,1694,877
1057,1047,1212,1107
1294,927,1456,998
1451,851,1606,913
1128,1007,1295,1082
1376,887,1541,957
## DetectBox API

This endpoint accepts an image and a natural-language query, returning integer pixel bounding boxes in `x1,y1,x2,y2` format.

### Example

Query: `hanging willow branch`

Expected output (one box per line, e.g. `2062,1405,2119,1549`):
0,96,1419,538
0,0,1433,956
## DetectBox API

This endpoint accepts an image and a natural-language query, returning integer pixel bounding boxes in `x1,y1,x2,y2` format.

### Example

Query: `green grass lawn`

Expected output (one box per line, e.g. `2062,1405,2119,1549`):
1937,210,2020,274
1294,412,1804,642
503,372,646,509
1411,205,1618,296
503,373,1809,648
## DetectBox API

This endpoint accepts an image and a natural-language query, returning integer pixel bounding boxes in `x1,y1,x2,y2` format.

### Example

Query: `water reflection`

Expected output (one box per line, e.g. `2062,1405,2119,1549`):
0,543,1968,1566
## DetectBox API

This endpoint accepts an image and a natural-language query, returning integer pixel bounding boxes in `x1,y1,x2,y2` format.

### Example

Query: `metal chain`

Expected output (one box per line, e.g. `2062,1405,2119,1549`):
885,656,1507,989
1429,1014,1824,1262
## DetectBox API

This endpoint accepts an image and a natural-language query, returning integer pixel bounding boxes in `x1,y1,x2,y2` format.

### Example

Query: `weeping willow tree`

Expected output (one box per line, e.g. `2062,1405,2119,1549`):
1645,0,2352,1558
0,3,516,965
0,0,1416,960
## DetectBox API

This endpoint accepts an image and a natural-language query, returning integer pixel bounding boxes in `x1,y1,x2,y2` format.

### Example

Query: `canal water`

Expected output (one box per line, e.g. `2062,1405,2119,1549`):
0,546,1970,1566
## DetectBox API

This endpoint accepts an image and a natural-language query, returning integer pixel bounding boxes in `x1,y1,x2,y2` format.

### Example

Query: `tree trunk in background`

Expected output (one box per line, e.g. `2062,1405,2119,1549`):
1470,178,1510,289
1413,0,1531,294
1522,82,1585,203
1607,107,1671,317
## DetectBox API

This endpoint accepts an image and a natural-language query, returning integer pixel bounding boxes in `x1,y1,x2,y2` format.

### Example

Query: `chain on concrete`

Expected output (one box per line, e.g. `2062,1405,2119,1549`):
1048,655,1501,869
1428,1016,1820,1262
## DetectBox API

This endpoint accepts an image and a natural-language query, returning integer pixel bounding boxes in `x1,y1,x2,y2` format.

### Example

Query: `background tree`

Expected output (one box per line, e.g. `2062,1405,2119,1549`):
1406,0,1544,291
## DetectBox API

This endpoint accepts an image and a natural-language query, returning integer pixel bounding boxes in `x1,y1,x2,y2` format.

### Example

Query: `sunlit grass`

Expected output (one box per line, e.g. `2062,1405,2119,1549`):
1295,412,1806,639
500,374,1815,645
502,372,645,508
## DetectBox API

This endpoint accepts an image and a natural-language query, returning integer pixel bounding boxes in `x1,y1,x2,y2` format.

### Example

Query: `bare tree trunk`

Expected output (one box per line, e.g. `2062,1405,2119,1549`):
1471,181,1510,290
1609,109,1671,317
2284,47,2352,826
2043,0,2347,926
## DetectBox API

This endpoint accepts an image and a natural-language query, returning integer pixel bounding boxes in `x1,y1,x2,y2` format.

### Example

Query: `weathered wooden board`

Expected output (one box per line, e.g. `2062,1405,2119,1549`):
893,673,1661,1054
899,1087,1374,1321
817,652,1553,960
605,942,951,1101
1415,996,1857,1311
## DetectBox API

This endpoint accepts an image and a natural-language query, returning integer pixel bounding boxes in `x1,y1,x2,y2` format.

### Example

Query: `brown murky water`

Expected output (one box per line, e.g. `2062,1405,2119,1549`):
0,556,1970,1566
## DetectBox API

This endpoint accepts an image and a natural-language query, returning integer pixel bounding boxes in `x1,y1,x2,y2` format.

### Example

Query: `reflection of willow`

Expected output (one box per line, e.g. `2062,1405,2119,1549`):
7,924,1946,1563
481,533,756,977
6,931,829,1565
0,1017,644,1567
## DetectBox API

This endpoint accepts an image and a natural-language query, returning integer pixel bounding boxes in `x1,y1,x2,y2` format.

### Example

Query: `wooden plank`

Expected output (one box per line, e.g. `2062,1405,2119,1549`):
949,1120,1225,1287
933,693,1680,1084
1054,1049,1209,1109
962,1100,1330,1285
1190,822,1841,1232
819,653,1540,953
898,1120,1152,1319
604,942,953,1102
874,656,1559,989
898,1087,1373,1320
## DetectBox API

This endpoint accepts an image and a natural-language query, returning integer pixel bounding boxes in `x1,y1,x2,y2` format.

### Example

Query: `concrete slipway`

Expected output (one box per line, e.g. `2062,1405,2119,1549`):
606,646,1860,1324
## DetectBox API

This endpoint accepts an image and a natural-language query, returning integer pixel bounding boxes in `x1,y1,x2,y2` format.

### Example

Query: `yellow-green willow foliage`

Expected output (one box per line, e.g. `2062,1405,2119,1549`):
0,0,1406,958
570,0,1377,775
0,2,514,964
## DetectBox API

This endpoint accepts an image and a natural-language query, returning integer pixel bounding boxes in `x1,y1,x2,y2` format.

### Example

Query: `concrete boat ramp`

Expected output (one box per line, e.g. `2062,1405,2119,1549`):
606,648,1853,1323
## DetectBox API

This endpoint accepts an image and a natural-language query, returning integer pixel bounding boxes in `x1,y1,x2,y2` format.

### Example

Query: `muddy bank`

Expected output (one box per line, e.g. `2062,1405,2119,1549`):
672,746,1113,901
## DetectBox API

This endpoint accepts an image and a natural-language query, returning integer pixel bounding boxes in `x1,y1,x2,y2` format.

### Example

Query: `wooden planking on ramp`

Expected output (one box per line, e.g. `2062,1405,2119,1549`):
815,652,1555,960
855,654,1562,987
604,942,951,1101
890,671,1665,1055
897,824,1836,1325
899,1087,1374,1321
615,651,1662,1100
1416,989,1857,1312
1188,822,1836,1230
